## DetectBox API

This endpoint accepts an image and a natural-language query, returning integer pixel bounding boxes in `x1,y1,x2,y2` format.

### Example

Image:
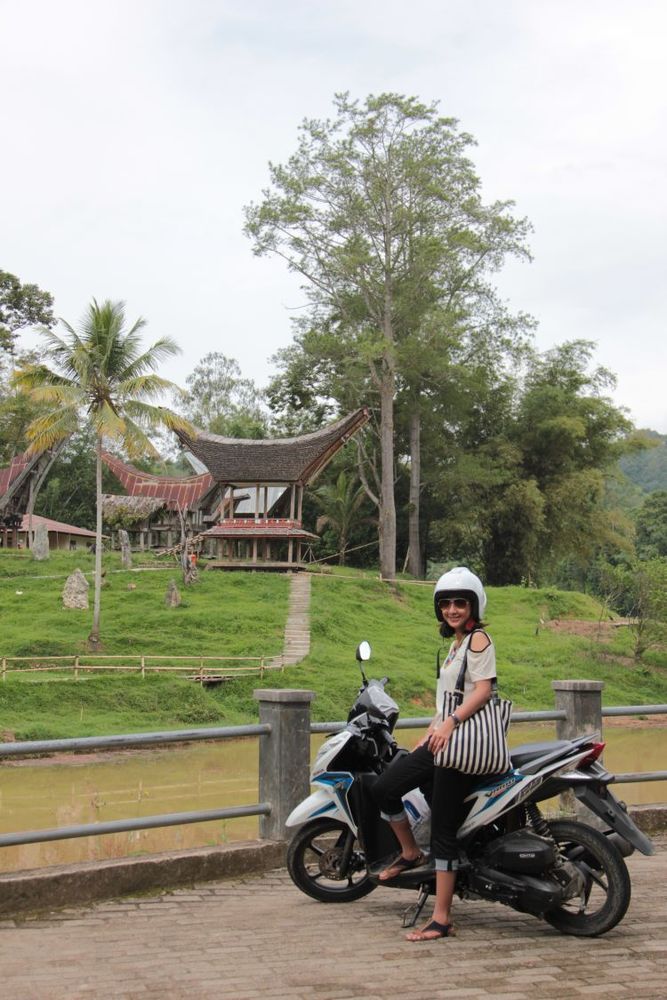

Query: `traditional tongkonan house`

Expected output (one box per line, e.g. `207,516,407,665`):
101,452,216,550
173,408,369,570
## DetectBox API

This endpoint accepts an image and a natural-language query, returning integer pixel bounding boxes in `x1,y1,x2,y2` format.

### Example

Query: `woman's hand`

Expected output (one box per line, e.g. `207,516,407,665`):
415,717,439,748
427,716,456,754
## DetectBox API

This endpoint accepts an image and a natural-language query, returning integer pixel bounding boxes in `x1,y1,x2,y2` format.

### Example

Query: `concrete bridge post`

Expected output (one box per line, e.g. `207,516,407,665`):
552,679,604,740
552,679,604,817
253,688,315,841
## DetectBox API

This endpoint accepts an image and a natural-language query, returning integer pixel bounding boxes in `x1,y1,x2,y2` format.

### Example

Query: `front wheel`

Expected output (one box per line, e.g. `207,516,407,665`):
287,818,376,903
544,819,631,936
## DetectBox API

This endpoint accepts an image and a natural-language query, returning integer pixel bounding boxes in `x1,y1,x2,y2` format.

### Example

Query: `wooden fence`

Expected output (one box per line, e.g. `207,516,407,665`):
0,654,284,684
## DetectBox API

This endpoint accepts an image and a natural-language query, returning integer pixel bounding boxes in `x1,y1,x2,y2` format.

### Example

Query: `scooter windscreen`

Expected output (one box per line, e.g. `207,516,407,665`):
347,678,399,732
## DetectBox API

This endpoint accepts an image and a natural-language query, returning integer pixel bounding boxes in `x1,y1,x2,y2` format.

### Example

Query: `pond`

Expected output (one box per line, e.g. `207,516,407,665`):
0,723,665,873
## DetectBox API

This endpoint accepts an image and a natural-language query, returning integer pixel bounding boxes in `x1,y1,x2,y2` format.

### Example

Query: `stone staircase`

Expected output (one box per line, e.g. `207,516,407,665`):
277,572,311,666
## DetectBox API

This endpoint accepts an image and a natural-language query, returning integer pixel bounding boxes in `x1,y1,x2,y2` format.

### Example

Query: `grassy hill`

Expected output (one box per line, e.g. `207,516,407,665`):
1,552,665,739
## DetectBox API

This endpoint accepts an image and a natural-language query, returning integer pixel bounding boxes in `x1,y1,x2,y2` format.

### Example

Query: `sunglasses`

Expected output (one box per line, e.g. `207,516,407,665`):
438,597,470,611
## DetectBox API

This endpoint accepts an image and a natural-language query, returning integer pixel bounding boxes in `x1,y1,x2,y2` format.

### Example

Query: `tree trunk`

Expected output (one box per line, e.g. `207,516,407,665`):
407,406,423,578
378,358,396,579
25,446,61,550
89,435,103,646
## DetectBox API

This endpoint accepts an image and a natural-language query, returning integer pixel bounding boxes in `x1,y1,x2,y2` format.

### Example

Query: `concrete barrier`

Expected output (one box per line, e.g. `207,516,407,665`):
0,839,285,917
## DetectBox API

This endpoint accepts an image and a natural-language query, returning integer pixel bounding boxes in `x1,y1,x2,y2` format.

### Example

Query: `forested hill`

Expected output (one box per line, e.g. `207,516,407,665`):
620,430,667,492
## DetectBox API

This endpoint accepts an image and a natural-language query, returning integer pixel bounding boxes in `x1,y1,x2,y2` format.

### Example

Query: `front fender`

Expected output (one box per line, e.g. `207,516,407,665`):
286,788,351,830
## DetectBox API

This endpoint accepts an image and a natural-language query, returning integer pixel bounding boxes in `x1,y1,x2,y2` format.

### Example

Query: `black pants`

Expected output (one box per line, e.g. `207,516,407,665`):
372,744,477,867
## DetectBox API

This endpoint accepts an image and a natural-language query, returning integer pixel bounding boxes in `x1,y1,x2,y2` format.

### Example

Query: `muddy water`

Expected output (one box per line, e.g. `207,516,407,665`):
0,725,665,873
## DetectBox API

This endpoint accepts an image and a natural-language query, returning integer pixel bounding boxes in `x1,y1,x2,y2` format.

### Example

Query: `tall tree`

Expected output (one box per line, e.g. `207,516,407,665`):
428,340,634,584
0,270,55,354
13,299,190,646
181,352,267,438
245,92,531,577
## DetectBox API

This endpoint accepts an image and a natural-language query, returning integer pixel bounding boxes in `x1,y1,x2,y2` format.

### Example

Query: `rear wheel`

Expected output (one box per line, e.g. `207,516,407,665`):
287,819,376,903
544,819,631,936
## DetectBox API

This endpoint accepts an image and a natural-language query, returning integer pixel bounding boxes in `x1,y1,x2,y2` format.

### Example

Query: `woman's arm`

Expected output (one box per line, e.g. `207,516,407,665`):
427,679,493,754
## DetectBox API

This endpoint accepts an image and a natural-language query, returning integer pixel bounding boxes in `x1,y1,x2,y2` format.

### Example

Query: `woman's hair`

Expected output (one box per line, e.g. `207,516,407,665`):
439,617,486,639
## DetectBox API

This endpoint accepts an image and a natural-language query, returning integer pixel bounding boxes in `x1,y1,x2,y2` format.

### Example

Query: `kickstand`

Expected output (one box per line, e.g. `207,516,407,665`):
401,883,431,928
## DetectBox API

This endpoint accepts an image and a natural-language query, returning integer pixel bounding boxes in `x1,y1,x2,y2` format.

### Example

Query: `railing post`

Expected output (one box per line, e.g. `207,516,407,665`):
551,680,604,740
552,680,604,817
253,688,315,841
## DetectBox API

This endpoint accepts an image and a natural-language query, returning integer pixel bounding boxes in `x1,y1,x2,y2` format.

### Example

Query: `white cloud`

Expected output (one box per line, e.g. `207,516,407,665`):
2,0,666,430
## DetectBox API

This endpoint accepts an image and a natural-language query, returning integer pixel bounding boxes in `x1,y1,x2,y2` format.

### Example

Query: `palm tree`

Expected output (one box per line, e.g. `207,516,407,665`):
314,470,373,565
13,299,191,646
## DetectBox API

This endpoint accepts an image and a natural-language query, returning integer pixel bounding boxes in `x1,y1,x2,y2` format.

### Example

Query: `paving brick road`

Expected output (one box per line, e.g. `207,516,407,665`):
1,837,665,1000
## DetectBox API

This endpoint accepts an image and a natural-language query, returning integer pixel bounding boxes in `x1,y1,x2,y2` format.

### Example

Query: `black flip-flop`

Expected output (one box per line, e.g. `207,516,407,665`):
378,851,427,880
406,920,455,942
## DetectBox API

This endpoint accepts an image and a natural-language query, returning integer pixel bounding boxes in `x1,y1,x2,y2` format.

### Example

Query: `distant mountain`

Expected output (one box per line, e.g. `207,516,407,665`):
619,430,667,493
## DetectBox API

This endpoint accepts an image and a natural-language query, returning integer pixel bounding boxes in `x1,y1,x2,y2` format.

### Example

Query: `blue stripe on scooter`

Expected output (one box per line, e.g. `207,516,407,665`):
476,771,522,811
311,801,337,817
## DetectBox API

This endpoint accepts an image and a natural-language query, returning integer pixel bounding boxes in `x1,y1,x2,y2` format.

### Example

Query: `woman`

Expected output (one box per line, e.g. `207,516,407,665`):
371,566,498,942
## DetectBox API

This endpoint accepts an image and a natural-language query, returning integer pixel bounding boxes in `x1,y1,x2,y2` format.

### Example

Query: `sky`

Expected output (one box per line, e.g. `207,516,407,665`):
2,0,666,432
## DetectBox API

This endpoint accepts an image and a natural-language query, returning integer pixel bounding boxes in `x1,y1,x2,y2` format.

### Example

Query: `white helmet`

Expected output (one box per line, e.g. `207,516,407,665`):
433,566,487,622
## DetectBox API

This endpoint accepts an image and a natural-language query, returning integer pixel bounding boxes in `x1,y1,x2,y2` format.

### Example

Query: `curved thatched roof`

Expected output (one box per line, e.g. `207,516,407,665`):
101,452,214,510
0,445,66,518
173,408,369,485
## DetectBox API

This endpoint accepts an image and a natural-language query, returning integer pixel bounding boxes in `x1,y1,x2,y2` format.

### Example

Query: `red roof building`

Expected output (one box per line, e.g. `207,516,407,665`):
0,513,96,551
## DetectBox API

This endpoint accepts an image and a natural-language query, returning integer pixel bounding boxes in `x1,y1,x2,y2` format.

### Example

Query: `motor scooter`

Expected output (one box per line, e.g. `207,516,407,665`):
285,641,654,935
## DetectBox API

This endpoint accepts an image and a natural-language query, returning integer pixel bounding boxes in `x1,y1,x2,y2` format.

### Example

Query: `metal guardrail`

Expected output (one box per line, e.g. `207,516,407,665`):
0,701,665,851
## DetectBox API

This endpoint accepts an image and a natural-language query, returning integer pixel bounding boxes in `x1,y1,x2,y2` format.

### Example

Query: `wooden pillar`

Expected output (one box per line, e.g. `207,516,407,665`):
297,485,303,524
255,484,260,522
288,538,294,564
252,537,258,563
263,486,268,521
289,484,296,521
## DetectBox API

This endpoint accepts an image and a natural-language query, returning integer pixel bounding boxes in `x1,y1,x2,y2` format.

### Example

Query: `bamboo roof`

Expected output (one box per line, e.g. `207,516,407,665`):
0,452,32,499
0,445,66,518
173,408,369,486
101,452,214,510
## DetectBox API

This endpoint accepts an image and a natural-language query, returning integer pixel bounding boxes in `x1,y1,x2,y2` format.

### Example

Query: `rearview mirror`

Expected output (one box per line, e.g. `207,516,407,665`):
356,640,371,662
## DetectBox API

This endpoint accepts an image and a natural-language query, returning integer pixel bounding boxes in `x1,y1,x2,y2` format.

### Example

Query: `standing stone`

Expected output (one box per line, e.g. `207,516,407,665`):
165,579,181,608
119,529,132,570
62,568,90,609
32,521,50,561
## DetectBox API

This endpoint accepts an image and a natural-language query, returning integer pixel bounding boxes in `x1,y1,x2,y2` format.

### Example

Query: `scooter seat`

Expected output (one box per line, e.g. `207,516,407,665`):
510,740,571,769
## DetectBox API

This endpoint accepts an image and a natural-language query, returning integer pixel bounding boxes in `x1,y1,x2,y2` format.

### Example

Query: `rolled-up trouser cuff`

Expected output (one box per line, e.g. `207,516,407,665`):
380,808,407,823
435,858,460,872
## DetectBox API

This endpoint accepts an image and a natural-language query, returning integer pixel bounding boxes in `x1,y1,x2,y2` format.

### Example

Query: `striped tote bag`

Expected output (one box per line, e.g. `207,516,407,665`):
435,689,512,775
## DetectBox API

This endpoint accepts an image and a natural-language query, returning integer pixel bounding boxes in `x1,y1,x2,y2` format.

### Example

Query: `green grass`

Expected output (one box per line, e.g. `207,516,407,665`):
0,550,288,657
1,552,666,739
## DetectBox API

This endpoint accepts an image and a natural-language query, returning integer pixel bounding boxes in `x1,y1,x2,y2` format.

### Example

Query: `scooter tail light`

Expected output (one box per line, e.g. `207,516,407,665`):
580,741,606,766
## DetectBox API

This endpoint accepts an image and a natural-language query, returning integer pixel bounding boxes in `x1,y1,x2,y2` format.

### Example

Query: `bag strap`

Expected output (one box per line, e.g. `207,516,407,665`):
441,628,495,712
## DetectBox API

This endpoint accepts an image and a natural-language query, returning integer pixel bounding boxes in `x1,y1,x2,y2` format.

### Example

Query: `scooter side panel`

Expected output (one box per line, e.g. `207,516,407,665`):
285,789,349,829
